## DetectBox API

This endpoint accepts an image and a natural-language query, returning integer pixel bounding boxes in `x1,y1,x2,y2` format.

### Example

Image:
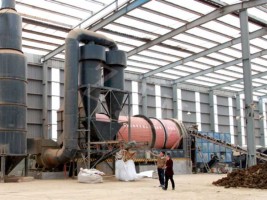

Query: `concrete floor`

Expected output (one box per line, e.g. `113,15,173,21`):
0,174,266,200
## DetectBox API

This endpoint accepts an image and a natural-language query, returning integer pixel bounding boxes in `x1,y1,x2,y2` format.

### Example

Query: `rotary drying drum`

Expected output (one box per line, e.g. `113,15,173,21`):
0,0,27,177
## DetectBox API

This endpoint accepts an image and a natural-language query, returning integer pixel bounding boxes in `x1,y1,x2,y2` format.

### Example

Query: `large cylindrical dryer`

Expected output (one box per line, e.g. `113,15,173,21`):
0,0,27,155
117,115,156,148
159,119,182,149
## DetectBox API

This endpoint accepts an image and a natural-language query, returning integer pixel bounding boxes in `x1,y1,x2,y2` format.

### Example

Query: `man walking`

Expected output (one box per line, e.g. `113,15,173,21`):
150,151,166,187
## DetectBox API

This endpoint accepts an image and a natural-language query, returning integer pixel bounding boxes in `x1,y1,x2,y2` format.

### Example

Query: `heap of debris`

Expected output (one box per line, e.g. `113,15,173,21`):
213,162,267,189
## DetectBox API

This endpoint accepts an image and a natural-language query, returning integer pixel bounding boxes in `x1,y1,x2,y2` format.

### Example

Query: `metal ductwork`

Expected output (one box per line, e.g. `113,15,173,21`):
0,0,27,174
40,29,126,168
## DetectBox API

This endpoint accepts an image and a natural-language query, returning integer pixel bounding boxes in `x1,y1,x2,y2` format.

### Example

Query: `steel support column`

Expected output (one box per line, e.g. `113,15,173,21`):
42,61,49,139
258,98,266,147
141,79,148,116
236,94,243,146
0,156,5,183
209,91,216,132
172,84,178,119
240,9,256,166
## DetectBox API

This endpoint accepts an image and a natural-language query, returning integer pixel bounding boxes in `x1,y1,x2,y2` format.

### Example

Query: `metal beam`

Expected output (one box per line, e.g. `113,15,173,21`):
174,49,267,84
212,71,267,90
41,0,151,62
238,84,267,94
143,28,267,78
127,0,267,58
240,9,256,167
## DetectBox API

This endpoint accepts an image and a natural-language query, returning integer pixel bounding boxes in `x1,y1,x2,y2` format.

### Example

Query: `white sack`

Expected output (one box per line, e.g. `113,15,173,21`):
78,168,105,184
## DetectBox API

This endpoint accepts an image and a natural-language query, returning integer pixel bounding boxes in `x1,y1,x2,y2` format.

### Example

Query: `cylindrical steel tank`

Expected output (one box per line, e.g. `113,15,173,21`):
0,0,27,155
104,50,127,121
79,44,105,118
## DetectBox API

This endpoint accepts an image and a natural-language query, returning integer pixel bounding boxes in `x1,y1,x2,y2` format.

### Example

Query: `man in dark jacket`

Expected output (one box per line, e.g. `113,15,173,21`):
163,153,175,190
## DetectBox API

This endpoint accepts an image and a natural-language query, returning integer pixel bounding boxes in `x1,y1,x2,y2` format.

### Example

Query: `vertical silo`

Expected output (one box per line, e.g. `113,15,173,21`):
0,0,27,174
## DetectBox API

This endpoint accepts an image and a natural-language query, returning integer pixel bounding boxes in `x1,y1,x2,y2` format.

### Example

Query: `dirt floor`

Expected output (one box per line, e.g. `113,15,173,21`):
0,174,266,200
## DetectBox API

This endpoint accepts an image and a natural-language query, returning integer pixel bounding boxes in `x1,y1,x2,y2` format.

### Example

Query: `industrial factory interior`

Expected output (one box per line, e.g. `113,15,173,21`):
0,0,267,199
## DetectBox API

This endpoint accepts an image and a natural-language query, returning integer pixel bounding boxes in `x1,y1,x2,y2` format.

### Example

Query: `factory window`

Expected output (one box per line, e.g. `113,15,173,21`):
195,92,201,131
177,88,182,120
132,81,139,115
228,97,235,144
213,94,219,132
155,85,162,119
51,68,60,141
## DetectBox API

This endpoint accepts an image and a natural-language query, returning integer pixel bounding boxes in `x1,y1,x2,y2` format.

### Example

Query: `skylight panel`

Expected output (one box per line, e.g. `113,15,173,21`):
115,16,170,35
231,84,244,88
253,91,266,96
208,52,234,62
129,55,170,66
166,0,215,14
220,0,241,4
257,89,267,94
22,47,48,55
143,1,199,22
248,8,267,21
186,61,210,70
96,31,145,46
105,24,156,40
219,48,242,58
231,43,261,54
250,38,267,49
251,64,267,72
163,40,204,53
127,60,157,70
174,65,200,73
202,21,240,37
222,86,242,92
196,76,225,84
251,58,267,67
22,32,64,45
154,73,180,80
174,34,217,48
187,27,230,43
195,57,222,66
217,15,240,28
128,9,184,29
205,73,235,81
226,66,243,73
149,46,192,58
125,67,148,74
216,69,243,78
252,82,263,87
117,44,134,52
186,79,215,87
253,78,267,83
164,69,189,77
22,40,55,51
139,51,178,62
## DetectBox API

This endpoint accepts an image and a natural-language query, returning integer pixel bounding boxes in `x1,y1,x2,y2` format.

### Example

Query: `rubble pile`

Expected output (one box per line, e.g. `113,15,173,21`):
213,162,267,189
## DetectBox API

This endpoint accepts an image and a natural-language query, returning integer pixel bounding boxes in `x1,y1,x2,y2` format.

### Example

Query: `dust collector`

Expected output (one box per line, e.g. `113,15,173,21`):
0,0,27,177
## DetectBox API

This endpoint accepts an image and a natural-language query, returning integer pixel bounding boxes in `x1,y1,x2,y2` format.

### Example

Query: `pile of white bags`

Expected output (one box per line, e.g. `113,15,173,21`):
78,168,105,184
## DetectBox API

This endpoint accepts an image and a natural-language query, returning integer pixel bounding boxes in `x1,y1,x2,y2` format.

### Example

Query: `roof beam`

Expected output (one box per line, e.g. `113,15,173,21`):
127,0,267,58
41,0,151,62
173,49,267,84
212,71,267,90
142,28,267,78
238,84,267,94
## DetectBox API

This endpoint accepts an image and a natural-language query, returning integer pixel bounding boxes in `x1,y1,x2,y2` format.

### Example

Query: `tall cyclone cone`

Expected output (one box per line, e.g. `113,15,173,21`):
104,50,127,121
0,0,27,158
79,44,105,118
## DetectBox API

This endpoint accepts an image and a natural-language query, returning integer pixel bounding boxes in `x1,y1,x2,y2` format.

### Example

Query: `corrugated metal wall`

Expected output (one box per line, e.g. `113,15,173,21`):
25,54,267,147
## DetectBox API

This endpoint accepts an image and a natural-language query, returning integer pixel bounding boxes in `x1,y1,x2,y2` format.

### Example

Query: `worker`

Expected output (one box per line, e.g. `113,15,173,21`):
149,150,166,187
162,153,175,190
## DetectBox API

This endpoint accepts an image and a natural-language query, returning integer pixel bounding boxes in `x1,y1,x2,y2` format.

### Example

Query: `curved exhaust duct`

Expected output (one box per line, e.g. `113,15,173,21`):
40,29,122,168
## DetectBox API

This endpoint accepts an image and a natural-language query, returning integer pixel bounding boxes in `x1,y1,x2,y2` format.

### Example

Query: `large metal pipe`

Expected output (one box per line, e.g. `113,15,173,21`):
40,29,118,168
